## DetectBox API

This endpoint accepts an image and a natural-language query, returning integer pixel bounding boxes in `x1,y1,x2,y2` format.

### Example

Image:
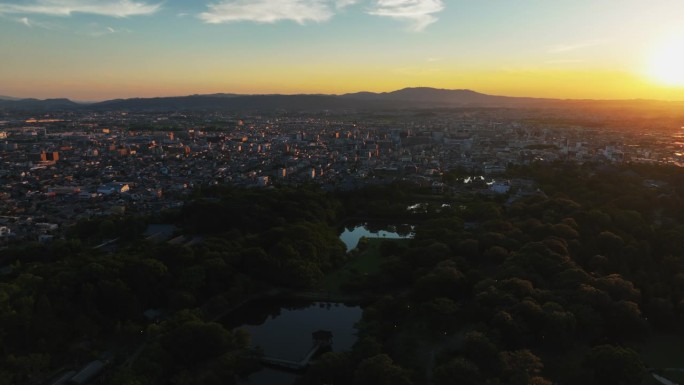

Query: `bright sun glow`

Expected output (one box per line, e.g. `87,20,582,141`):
647,35,684,87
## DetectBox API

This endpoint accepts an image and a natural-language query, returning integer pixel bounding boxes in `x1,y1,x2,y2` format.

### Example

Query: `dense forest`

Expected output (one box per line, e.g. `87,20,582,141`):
1,162,684,384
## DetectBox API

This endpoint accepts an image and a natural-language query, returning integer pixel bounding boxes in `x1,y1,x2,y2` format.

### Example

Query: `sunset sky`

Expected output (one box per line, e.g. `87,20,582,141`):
3,0,684,101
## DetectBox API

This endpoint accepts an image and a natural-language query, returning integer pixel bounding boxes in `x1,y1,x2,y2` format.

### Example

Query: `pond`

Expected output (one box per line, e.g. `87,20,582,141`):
223,299,363,385
339,224,414,252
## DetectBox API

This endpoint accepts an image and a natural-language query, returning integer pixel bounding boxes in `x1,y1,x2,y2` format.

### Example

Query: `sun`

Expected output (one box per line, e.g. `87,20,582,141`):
647,35,684,87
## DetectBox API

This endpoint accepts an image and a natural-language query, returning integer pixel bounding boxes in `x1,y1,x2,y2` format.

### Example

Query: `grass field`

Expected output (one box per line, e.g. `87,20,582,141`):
321,238,408,293
640,333,684,385
640,333,684,369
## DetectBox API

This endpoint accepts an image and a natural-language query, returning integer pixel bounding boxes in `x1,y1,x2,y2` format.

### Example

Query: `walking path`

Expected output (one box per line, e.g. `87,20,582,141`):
260,342,327,371
652,373,679,385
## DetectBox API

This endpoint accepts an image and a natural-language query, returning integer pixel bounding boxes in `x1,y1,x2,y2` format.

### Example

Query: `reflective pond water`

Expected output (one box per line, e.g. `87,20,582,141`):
339,225,414,252
223,300,363,385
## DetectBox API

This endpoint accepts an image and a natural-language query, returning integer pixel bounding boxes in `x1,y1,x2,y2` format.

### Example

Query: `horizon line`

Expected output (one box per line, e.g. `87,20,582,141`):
4,87,684,104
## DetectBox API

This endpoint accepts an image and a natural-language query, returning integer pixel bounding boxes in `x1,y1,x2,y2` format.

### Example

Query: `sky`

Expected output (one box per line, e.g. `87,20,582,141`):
3,0,684,101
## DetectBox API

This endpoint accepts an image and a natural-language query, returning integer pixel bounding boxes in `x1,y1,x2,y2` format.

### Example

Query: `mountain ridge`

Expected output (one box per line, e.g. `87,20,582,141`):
0,98,81,111
2,88,684,112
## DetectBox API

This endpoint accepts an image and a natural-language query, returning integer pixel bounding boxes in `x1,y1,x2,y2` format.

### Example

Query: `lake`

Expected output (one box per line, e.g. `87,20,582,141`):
339,224,414,252
224,299,363,385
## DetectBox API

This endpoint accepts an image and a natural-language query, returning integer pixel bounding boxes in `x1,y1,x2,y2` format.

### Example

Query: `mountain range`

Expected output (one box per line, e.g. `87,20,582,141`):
1,87,682,112
0,98,81,111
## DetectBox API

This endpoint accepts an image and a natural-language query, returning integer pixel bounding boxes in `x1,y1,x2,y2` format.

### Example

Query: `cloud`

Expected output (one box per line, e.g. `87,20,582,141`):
198,0,442,31
368,0,444,31
11,15,59,29
335,0,358,8
86,23,131,36
0,0,161,18
199,0,348,24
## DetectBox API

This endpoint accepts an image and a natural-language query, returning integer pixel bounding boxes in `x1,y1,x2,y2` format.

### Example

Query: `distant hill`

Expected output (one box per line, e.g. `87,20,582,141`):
2,88,684,112
344,87,491,101
0,95,20,101
0,98,81,111
85,88,544,111
87,87,566,111
88,94,407,112
341,87,548,107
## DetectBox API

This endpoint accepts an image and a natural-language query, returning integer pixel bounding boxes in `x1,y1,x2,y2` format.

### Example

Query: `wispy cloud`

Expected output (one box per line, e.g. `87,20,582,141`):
12,15,59,29
86,23,131,37
198,0,442,31
199,0,356,25
368,0,444,31
547,39,608,54
0,0,161,18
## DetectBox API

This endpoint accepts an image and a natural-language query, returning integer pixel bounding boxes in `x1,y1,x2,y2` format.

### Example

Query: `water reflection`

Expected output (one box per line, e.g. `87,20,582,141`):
339,225,414,252
226,300,363,385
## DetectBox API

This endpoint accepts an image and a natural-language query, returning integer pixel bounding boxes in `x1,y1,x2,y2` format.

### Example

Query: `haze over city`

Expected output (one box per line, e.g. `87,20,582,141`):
3,0,684,101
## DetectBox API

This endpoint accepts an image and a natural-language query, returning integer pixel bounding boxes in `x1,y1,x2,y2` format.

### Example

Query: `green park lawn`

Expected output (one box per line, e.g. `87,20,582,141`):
640,333,684,369
321,238,408,293
640,333,684,385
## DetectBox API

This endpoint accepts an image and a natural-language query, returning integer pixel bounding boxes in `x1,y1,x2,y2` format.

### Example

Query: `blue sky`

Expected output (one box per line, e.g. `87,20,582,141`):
2,0,684,100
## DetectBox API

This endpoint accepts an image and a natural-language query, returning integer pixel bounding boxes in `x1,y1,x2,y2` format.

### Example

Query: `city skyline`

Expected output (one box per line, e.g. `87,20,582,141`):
3,0,684,101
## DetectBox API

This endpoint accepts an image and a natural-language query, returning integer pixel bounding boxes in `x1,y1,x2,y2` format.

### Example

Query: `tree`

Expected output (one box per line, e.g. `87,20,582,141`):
413,263,467,301
594,274,641,302
433,357,482,385
483,246,509,264
351,336,383,363
303,352,353,385
499,350,544,385
353,354,413,385
605,300,647,342
160,320,235,367
421,297,460,333
463,331,501,375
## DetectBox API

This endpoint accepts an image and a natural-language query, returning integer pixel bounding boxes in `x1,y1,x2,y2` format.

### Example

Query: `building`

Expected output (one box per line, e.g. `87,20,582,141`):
97,182,130,195
257,176,269,187
39,151,59,162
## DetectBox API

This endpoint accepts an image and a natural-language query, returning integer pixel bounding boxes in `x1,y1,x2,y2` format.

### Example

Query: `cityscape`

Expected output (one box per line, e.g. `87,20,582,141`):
2,103,683,245
3,1,684,385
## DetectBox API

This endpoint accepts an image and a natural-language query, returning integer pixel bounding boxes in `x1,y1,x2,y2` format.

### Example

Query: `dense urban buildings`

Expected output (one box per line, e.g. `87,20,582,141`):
1,107,682,244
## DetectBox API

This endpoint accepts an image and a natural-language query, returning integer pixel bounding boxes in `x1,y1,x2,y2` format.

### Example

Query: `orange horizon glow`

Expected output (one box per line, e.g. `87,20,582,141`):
4,1,684,103
3,69,684,103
